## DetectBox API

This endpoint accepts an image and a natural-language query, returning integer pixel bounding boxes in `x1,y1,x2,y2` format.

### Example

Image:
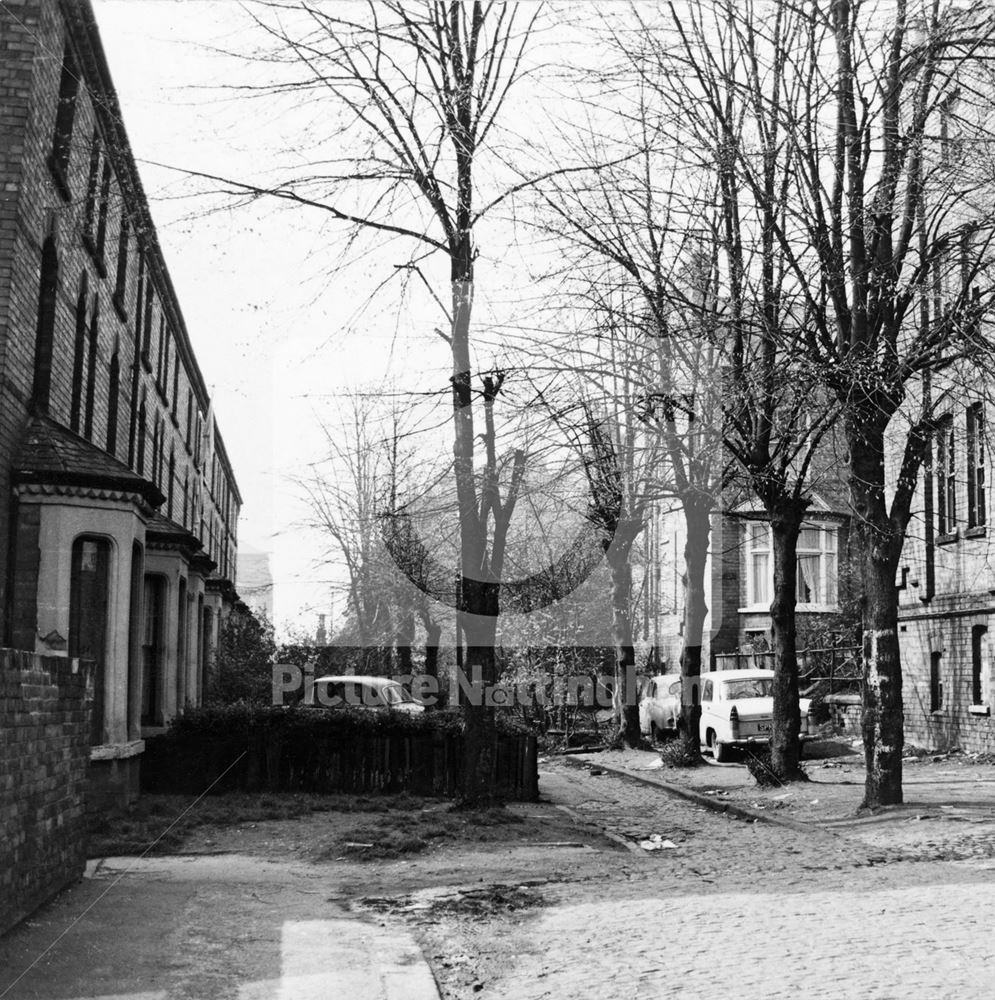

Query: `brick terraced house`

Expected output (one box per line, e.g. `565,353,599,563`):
0,0,242,804
894,379,995,752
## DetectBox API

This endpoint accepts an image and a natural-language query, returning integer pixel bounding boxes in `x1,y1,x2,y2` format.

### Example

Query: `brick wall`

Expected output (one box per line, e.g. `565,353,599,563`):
899,597,995,753
0,647,93,936
0,0,45,645
8,499,40,650
896,376,995,752
0,0,241,646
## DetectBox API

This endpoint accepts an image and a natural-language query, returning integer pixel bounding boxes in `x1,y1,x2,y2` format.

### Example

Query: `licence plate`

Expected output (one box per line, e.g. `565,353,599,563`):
757,723,772,733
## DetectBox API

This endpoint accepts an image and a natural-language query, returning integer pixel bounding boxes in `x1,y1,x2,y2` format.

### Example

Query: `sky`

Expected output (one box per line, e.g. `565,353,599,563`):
89,1,446,635
89,0,575,639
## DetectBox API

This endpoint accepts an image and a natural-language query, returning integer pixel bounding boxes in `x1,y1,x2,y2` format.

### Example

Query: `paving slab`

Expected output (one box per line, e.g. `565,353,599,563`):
0,856,440,1000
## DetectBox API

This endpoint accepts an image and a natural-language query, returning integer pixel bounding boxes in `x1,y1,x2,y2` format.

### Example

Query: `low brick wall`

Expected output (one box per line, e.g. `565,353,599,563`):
0,649,93,936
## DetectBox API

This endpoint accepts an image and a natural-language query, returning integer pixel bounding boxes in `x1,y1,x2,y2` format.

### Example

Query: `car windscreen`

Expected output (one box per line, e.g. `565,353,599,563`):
382,684,417,705
721,678,774,699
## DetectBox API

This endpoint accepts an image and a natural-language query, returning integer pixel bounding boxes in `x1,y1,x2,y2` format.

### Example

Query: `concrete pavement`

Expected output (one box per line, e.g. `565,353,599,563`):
0,856,440,1000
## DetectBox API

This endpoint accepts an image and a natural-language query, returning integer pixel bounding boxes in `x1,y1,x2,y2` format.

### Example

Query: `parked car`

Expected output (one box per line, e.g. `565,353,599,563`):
639,673,682,741
699,669,814,762
308,675,425,713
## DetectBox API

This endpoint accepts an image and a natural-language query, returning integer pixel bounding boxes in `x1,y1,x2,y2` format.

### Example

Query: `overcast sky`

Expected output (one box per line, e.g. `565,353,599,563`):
90,1,448,635
90,0,568,638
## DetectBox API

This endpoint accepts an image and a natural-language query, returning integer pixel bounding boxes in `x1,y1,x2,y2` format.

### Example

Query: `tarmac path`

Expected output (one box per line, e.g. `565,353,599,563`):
0,855,440,1000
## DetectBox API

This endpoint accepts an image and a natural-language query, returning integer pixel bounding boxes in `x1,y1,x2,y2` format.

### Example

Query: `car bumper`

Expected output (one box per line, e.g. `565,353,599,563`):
726,733,819,747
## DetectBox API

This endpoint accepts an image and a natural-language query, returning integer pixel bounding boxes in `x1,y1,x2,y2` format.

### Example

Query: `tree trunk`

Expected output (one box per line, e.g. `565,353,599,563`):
423,620,441,679
678,501,710,762
606,543,640,747
395,607,415,675
457,578,500,805
769,500,807,781
848,417,905,807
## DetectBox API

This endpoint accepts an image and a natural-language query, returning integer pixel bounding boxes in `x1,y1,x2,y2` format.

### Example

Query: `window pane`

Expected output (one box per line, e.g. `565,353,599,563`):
748,523,768,549
797,554,820,603
752,553,770,604
798,528,821,550
723,678,774,699
824,553,838,605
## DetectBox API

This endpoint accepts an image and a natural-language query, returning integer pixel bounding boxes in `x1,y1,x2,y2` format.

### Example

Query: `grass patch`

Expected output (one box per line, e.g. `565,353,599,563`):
314,804,525,861
86,792,402,858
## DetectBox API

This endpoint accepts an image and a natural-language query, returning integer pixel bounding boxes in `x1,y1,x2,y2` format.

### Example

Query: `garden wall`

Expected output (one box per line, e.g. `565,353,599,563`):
0,649,93,935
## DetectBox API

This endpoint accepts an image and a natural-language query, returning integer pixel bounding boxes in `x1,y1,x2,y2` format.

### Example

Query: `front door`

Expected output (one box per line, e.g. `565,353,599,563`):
141,575,166,726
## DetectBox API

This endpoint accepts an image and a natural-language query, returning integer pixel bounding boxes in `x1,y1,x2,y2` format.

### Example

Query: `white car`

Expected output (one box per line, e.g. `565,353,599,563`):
639,673,682,741
699,669,813,763
308,675,425,713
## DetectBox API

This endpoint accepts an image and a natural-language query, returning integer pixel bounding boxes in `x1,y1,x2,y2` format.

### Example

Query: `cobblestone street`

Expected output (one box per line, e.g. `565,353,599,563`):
415,759,995,999
485,881,995,1000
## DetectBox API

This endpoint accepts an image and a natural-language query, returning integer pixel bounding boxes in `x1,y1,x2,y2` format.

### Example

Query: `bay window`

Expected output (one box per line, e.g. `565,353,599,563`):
745,521,839,609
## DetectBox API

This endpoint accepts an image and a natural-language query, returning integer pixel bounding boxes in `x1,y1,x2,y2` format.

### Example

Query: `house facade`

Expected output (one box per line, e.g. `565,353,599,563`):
0,0,242,804
643,498,851,674
895,389,995,752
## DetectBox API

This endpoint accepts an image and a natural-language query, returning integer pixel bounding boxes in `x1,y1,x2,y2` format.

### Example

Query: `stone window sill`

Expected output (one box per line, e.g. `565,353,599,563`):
90,739,145,761
969,704,991,716
966,526,987,539
936,531,959,546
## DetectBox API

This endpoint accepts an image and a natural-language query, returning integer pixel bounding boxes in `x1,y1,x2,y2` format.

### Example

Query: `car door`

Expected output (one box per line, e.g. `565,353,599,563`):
666,680,682,730
698,678,714,743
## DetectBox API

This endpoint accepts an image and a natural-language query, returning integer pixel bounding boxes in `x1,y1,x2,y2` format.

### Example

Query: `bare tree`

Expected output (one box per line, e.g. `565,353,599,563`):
532,89,733,761
190,1,553,802
633,0,995,803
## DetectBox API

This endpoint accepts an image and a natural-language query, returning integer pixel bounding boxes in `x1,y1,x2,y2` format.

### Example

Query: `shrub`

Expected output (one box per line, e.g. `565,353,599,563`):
657,740,703,769
808,690,832,724
142,704,535,799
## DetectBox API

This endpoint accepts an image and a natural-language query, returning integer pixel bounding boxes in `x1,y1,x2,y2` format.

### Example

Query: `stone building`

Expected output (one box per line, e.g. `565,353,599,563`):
1,0,241,804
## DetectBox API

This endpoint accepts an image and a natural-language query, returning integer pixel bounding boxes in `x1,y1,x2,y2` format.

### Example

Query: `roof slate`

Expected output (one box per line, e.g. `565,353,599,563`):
13,415,165,508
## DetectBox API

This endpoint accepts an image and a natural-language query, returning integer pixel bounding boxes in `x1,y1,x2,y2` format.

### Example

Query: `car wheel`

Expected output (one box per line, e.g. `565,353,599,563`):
713,738,731,763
